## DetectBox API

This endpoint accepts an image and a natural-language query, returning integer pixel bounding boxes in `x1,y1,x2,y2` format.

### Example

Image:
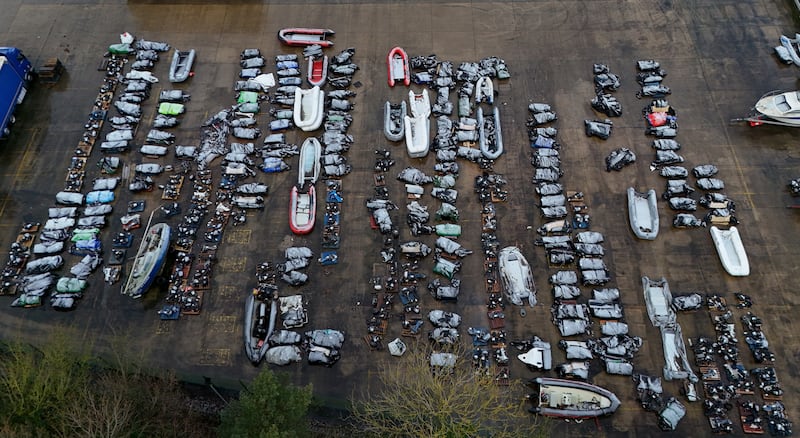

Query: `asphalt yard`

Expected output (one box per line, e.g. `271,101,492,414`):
1,0,800,435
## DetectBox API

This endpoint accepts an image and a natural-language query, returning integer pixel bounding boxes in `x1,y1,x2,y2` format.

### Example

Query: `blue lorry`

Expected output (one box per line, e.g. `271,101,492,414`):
0,47,33,138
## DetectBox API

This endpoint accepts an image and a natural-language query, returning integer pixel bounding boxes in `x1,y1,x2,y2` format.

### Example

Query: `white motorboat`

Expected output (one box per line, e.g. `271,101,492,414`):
627,187,659,240
297,137,321,186
498,246,536,307
293,86,324,131
404,114,430,158
710,226,750,276
528,377,621,418
751,90,800,126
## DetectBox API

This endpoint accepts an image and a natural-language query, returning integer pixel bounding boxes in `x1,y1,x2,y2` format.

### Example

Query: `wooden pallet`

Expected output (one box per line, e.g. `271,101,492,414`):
490,193,506,203
38,58,65,85
369,319,388,336
762,392,783,401
15,224,39,251
700,365,721,381
180,288,203,315
162,175,185,200
75,141,93,156
494,366,510,386
487,310,505,329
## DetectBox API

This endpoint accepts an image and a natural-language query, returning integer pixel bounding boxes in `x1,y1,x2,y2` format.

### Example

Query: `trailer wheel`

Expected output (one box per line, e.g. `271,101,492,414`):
9,115,15,125
24,72,32,82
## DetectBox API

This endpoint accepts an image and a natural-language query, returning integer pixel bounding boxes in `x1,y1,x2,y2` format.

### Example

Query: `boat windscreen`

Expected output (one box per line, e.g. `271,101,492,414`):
776,95,791,112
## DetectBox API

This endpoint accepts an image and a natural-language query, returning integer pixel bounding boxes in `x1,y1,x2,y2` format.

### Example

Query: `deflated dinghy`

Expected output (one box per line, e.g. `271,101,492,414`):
627,187,659,240
710,226,749,276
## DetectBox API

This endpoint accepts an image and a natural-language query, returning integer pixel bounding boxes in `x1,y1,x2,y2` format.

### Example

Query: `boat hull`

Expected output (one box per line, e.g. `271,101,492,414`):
753,90,800,126
387,46,410,87
530,377,621,419
627,187,659,240
642,276,675,328
408,89,430,118
307,55,328,87
498,246,536,306
298,137,322,186
475,76,494,104
289,185,316,235
293,86,325,132
278,28,335,47
169,49,195,83
123,223,171,298
384,101,407,142
478,106,503,160
244,294,277,365
710,226,750,276
404,115,429,158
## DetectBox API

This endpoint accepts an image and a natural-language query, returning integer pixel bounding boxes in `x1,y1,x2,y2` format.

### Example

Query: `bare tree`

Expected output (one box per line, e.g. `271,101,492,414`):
62,373,136,438
350,341,550,438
